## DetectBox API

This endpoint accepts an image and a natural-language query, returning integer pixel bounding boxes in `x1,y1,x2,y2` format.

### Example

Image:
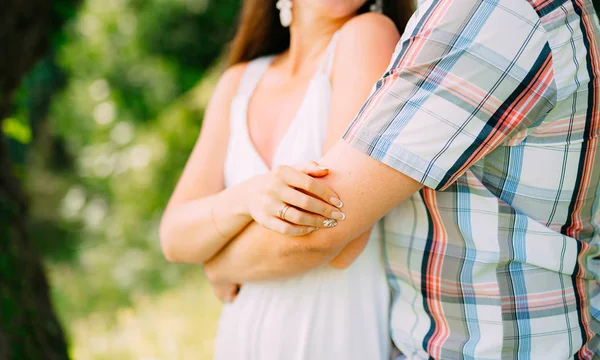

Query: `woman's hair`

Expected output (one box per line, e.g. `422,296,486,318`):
226,0,415,67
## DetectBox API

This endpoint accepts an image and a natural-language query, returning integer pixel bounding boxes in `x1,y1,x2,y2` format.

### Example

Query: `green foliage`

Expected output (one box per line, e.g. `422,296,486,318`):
2,117,31,144
17,0,240,328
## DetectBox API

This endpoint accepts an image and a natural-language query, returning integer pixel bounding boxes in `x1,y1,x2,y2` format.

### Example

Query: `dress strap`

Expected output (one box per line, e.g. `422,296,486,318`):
236,56,275,98
320,31,340,77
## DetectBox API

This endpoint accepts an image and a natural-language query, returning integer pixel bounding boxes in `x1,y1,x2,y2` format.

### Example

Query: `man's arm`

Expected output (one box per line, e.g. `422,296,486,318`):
204,140,423,284
206,0,555,285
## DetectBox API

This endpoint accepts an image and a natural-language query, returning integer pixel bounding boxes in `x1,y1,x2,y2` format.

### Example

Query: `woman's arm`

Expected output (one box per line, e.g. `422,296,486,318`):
205,142,423,284
206,13,400,283
321,13,400,269
159,64,252,264
160,66,344,264
204,14,401,299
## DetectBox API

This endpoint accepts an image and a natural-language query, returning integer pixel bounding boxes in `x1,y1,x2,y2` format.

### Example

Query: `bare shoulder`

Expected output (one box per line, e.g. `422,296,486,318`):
328,13,399,83
341,12,398,37
337,13,399,53
214,62,248,100
333,13,400,72
201,62,248,134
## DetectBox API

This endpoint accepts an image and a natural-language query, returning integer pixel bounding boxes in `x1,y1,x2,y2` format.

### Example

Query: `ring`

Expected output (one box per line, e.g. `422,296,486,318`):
277,205,291,221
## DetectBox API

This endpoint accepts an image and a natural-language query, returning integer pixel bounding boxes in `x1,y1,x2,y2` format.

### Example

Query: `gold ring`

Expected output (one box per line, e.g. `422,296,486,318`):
278,205,290,221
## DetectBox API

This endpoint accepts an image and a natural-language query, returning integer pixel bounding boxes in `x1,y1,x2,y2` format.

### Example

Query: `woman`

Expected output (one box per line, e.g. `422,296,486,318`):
160,0,414,358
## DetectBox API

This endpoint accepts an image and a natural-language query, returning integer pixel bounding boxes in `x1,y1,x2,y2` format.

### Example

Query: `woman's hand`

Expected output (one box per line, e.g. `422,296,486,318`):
211,281,240,303
243,161,345,236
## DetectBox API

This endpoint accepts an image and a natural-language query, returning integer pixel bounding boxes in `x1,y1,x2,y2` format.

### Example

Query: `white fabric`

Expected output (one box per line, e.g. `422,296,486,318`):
214,34,390,360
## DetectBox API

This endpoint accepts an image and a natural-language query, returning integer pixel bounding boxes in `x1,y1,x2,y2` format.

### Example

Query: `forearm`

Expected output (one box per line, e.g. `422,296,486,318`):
160,182,252,264
205,141,423,284
328,230,371,269
205,225,372,283
205,222,348,283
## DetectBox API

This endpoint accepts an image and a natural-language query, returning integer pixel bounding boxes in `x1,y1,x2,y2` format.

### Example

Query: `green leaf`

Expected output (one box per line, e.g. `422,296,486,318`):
2,117,32,144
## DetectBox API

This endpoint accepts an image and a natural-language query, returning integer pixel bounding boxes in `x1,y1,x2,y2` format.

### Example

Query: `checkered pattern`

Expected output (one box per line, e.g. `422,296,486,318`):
344,0,600,358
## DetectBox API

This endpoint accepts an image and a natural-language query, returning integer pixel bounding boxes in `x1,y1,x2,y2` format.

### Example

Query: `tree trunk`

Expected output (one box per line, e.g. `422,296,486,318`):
0,0,74,359
0,137,69,360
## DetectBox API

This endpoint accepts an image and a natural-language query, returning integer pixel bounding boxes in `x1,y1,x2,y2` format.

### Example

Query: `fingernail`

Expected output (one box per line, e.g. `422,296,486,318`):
331,211,345,221
322,219,338,228
330,197,343,208
317,165,329,171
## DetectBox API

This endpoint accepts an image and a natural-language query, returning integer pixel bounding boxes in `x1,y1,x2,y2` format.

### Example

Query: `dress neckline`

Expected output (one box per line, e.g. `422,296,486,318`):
241,32,339,171
242,58,320,171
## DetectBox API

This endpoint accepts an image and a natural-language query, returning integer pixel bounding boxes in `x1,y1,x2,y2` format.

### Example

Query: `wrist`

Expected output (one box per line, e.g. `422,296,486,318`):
217,184,252,220
233,178,258,218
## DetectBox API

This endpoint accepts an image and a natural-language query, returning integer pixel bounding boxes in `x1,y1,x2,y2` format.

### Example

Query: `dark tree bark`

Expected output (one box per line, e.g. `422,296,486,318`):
0,1,78,359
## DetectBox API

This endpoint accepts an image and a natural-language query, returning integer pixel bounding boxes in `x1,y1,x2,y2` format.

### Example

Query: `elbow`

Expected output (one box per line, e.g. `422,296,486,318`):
159,218,178,263
159,215,190,263
160,241,178,264
159,216,211,264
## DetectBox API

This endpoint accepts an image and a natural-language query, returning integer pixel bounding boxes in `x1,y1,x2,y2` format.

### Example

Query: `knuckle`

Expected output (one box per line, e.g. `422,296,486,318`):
288,211,302,224
318,187,331,200
302,179,314,191
296,213,309,225
259,197,270,208
282,224,295,234
267,177,280,189
276,222,288,234
299,196,312,209
310,216,322,227
274,165,288,176
264,186,277,197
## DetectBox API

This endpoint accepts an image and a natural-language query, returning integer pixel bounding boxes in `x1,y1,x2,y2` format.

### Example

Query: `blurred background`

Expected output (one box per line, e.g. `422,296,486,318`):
1,0,241,358
5,1,600,360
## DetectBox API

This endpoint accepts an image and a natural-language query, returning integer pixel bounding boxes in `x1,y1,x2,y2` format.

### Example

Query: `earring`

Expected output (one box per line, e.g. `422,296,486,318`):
370,0,382,13
276,0,293,27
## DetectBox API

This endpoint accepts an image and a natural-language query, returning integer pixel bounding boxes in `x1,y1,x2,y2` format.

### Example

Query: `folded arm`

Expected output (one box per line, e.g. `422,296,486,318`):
205,140,423,284
205,2,555,284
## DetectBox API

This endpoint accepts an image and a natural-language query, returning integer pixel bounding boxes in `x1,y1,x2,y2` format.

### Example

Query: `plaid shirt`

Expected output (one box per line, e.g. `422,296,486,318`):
344,0,600,358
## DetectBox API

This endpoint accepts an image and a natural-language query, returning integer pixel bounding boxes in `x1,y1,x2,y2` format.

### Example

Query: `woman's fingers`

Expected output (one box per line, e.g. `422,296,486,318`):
281,206,337,228
274,165,343,208
262,215,317,236
279,186,345,222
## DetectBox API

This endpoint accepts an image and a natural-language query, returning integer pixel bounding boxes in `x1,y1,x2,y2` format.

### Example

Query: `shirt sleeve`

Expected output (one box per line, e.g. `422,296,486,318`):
343,0,557,191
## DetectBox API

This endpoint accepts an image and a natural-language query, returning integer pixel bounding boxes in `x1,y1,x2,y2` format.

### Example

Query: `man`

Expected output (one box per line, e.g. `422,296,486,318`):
206,0,600,358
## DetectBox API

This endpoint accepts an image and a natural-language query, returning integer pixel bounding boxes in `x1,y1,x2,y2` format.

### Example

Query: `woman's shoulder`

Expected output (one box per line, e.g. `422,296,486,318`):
332,13,400,71
338,12,399,50
218,54,276,98
201,62,248,128
218,62,249,96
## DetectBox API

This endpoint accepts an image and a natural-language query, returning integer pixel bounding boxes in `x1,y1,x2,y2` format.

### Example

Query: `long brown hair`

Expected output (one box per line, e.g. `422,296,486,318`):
226,0,416,67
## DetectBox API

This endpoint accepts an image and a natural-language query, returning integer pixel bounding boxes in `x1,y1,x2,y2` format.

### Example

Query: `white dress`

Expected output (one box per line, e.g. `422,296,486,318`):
214,34,390,360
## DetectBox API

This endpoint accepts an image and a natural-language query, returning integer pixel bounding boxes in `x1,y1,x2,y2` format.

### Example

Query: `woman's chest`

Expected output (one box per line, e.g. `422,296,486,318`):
246,80,314,167
224,73,332,188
